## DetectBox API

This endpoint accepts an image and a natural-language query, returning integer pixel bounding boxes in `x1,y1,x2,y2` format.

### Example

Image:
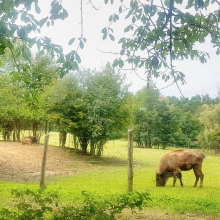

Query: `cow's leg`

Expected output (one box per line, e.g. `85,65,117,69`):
173,169,181,187
199,172,204,187
193,173,199,187
173,177,177,187
173,173,183,186
193,167,204,187
179,172,183,186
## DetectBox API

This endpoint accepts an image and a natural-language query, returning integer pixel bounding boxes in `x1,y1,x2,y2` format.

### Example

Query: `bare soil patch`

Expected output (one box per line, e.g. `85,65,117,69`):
0,141,89,182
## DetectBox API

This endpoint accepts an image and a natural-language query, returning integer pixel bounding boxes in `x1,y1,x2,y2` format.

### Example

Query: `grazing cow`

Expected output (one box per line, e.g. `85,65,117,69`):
22,136,37,145
156,149,205,187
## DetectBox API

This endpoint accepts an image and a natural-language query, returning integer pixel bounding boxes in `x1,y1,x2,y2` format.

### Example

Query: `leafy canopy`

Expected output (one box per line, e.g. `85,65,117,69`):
0,0,219,84
103,0,220,86
0,0,81,78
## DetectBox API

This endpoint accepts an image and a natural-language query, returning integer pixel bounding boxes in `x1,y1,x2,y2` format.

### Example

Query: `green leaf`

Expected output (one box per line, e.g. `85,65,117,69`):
109,15,113,22
186,0,194,9
68,38,75,45
144,5,151,14
12,72,21,81
35,3,41,14
0,47,4,55
132,16,136,23
164,0,170,7
44,37,51,46
113,59,119,67
113,14,119,22
119,6,122,13
125,10,132,19
119,59,124,68
75,53,81,63
102,33,107,40
62,9,68,19
39,17,48,27
204,0,210,7
109,34,115,41
175,0,183,4
101,27,107,34
185,12,195,23
124,25,131,32
197,0,205,9
80,40,84,49
120,49,125,55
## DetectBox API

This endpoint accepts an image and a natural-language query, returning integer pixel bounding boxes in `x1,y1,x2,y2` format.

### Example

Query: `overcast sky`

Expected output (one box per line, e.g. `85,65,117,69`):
35,0,220,98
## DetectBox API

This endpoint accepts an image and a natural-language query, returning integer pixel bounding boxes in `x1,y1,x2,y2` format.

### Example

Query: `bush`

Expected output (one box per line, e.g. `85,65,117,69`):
0,189,151,220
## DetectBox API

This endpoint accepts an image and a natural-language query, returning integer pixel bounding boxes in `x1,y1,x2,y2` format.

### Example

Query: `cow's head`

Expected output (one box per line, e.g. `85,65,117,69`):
155,172,167,186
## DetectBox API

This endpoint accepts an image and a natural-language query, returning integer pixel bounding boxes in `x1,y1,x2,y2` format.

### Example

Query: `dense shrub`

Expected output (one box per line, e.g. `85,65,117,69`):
0,189,151,220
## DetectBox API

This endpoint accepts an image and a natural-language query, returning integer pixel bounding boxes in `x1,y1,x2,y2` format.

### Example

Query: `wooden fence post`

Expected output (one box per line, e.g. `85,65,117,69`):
40,133,50,189
127,128,134,192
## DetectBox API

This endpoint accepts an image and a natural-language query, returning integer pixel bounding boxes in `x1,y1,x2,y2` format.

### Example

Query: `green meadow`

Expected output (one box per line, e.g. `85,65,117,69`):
0,138,220,218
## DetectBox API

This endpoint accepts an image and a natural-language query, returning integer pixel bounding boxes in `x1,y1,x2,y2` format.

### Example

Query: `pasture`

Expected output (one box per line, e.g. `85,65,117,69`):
0,135,220,219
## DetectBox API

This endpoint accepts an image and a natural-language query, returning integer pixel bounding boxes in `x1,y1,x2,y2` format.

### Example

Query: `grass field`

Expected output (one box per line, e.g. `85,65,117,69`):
0,137,220,218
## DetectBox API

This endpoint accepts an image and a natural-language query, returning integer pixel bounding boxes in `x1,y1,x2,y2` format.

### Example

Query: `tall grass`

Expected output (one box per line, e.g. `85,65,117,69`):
0,139,220,217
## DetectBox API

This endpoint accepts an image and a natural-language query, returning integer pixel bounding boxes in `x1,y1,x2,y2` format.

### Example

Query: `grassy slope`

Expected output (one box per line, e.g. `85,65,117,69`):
0,139,220,217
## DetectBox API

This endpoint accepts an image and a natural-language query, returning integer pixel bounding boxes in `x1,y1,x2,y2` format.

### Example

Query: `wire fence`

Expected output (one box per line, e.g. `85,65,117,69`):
0,134,219,189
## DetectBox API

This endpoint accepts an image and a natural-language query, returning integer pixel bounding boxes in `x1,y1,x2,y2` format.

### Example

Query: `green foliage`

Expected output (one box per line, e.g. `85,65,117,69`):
103,0,220,83
133,86,179,148
0,188,59,219
133,88,207,148
44,64,131,155
0,188,150,220
0,0,81,78
54,190,150,220
0,50,59,140
198,103,220,149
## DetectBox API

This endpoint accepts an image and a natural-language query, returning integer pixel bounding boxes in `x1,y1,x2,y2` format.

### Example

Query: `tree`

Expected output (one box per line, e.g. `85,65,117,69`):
44,64,131,155
0,0,82,79
156,99,179,149
103,0,220,93
0,74,27,141
0,47,58,140
1,0,219,85
168,96,203,147
133,86,166,148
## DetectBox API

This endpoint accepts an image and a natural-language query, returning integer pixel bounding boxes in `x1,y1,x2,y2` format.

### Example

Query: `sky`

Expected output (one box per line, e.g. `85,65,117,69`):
35,0,220,98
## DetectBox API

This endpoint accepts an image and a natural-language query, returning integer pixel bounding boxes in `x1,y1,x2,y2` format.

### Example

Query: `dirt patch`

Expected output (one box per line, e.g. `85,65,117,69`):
0,141,89,182
117,209,220,220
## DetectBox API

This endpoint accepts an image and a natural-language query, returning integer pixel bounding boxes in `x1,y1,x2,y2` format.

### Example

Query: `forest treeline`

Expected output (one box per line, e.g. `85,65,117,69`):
0,49,220,155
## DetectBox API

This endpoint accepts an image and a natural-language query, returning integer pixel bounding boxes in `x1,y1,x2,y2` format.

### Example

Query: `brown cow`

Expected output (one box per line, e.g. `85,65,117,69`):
156,149,205,187
22,136,37,145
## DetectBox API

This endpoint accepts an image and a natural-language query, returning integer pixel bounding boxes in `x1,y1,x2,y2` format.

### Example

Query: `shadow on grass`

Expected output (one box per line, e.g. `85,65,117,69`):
62,147,128,167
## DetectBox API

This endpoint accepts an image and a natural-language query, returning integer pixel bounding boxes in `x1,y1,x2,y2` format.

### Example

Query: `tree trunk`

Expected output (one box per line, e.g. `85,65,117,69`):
59,131,67,148
79,137,89,154
33,121,38,137
13,120,21,141
162,142,167,149
90,140,95,156
73,135,79,149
